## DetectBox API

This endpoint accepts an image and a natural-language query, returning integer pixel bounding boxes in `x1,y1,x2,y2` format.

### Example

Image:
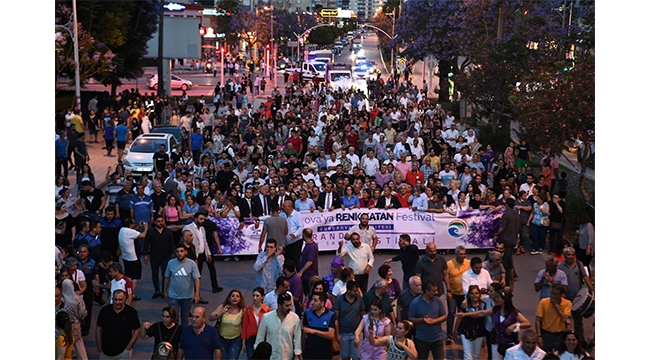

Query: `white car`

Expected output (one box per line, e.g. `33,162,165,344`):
147,74,193,90
354,67,369,79
123,133,178,175
355,55,367,66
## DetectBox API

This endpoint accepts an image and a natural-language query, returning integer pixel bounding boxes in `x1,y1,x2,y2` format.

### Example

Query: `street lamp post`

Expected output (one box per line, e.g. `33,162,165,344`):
220,47,225,89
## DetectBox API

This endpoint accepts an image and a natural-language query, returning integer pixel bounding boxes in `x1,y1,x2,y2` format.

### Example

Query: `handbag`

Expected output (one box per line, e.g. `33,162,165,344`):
550,221,562,230
541,216,550,227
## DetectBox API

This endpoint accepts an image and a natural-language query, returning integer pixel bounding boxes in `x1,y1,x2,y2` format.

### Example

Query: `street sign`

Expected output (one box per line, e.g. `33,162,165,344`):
426,55,436,70
287,41,299,47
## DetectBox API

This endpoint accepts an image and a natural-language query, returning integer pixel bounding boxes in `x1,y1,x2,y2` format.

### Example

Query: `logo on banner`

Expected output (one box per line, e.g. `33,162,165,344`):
447,219,467,238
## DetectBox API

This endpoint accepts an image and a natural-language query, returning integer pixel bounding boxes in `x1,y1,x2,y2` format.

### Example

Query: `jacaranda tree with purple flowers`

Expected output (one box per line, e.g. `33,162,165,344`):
208,216,251,255
55,5,116,94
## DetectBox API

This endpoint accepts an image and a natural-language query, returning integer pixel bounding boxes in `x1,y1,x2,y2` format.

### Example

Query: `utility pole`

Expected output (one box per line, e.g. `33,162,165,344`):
497,4,505,41
72,0,81,111
157,0,165,99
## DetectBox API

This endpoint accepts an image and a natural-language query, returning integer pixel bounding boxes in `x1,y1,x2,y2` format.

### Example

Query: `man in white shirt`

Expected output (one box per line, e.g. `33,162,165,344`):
346,146,360,174
326,152,341,177
336,232,374,294
393,136,410,160
504,329,546,360
118,218,148,300
454,147,472,164
362,149,380,176
461,257,493,297
182,209,215,303
439,163,457,188
256,293,302,360
443,123,460,149
519,173,537,197
263,276,296,313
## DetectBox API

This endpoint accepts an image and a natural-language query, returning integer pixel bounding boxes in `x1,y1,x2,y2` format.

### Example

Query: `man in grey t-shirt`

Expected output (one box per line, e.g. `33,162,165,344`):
258,201,288,252
164,243,201,327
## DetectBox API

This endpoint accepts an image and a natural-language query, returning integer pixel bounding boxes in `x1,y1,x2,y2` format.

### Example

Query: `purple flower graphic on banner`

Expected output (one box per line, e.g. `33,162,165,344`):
459,210,504,248
209,216,250,255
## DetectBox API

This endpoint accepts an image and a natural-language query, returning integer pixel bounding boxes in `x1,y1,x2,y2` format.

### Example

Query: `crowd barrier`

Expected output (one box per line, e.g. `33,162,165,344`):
211,208,505,256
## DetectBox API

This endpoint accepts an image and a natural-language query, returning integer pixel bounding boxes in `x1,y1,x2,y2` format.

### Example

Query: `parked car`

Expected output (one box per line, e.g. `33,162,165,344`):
147,74,193,90
123,133,178,175
151,125,182,143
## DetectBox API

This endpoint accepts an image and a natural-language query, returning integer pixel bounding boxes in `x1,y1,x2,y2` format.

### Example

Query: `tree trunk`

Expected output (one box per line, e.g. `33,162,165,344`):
579,145,594,203
437,59,452,103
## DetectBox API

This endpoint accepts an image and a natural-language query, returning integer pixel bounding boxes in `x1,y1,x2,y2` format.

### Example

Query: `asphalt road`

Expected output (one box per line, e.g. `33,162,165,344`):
79,248,594,359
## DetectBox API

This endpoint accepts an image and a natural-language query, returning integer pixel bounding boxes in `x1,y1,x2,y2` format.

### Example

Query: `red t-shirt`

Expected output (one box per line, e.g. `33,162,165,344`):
288,135,303,154
110,275,133,303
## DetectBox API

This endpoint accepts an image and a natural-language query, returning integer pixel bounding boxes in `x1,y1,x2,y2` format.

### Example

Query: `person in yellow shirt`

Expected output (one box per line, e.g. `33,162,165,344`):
445,245,470,344
70,110,84,134
535,283,572,353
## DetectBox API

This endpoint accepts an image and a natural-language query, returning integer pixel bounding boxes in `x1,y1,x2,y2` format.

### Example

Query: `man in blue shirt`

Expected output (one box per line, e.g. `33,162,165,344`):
55,132,69,178
190,127,204,165
178,307,221,360
114,119,129,163
303,292,337,360
130,183,153,224
408,281,447,360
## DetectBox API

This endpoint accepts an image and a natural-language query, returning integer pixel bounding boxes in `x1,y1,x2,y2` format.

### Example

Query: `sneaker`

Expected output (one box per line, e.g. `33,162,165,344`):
224,257,231,262
133,296,142,301
233,256,240,262
198,298,209,304
212,286,224,293
530,250,540,255
152,292,162,299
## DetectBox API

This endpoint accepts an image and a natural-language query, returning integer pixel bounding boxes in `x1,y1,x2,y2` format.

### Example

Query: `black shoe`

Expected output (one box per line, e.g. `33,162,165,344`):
133,296,142,301
198,298,209,304
445,336,453,345
212,286,224,293
152,292,162,299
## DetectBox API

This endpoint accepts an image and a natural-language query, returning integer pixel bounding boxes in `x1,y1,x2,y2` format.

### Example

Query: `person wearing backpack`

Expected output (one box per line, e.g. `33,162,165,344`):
140,307,182,359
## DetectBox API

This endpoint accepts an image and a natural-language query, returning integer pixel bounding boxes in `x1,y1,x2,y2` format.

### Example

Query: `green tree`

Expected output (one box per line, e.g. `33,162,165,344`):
65,0,160,95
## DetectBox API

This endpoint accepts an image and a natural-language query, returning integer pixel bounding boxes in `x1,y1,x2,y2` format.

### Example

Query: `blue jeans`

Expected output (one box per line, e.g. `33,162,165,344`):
245,336,256,360
530,223,548,251
150,257,169,293
219,335,242,360
168,298,193,328
339,332,359,360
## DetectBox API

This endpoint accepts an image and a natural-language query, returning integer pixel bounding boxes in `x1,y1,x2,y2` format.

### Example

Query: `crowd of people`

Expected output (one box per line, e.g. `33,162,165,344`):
55,70,596,359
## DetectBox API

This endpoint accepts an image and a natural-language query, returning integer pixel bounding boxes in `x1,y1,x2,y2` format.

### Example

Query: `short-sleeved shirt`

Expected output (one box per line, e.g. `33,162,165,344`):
498,208,520,246
346,224,377,248
164,258,201,299
408,295,446,343
118,228,141,261
299,241,319,282
534,269,568,299
115,125,129,141
397,289,419,323
263,215,288,247
145,322,182,354
535,297,572,333
415,255,447,294
96,304,141,357
447,259,471,296
303,308,337,359
363,290,393,316
482,260,506,283
179,324,221,360
333,293,364,333
110,276,133,303
557,260,588,300
130,194,153,224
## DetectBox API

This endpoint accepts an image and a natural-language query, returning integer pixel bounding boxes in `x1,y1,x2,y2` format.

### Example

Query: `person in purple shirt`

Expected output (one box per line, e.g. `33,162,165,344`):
297,228,319,296
283,261,304,316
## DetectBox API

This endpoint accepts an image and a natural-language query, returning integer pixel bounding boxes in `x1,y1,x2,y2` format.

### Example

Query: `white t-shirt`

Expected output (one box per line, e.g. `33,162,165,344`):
326,159,341,177
363,157,380,176
118,228,141,261
454,153,472,163
331,280,347,297
439,170,457,187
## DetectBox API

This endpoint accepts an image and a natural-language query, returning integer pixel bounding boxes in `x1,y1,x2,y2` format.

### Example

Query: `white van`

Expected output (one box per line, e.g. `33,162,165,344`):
301,61,327,81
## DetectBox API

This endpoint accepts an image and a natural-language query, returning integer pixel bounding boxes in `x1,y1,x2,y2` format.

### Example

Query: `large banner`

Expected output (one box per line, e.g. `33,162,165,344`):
211,208,504,256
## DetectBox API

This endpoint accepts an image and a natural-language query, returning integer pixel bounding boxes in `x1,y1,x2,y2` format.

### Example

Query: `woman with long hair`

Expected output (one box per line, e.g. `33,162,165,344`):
76,163,95,192
554,330,590,360
504,142,516,170
242,287,271,359
61,279,88,360
455,285,531,360
359,188,376,209
139,307,182,359
55,201,76,248
219,196,241,219
367,320,418,360
303,277,333,310
180,194,200,225
355,298,392,360
452,285,489,360
209,289,246,360
56,311,74,360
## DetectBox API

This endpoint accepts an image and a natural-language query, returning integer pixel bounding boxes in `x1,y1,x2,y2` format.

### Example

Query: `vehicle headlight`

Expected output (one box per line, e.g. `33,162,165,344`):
123,159,132,167
188,81,193,86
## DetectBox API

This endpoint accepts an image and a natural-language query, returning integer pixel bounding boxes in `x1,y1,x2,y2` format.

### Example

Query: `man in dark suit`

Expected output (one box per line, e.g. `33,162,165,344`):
251,184,272,218
237,186,255,221
376,185,402,209
273,184,290,209
316,182,341,212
